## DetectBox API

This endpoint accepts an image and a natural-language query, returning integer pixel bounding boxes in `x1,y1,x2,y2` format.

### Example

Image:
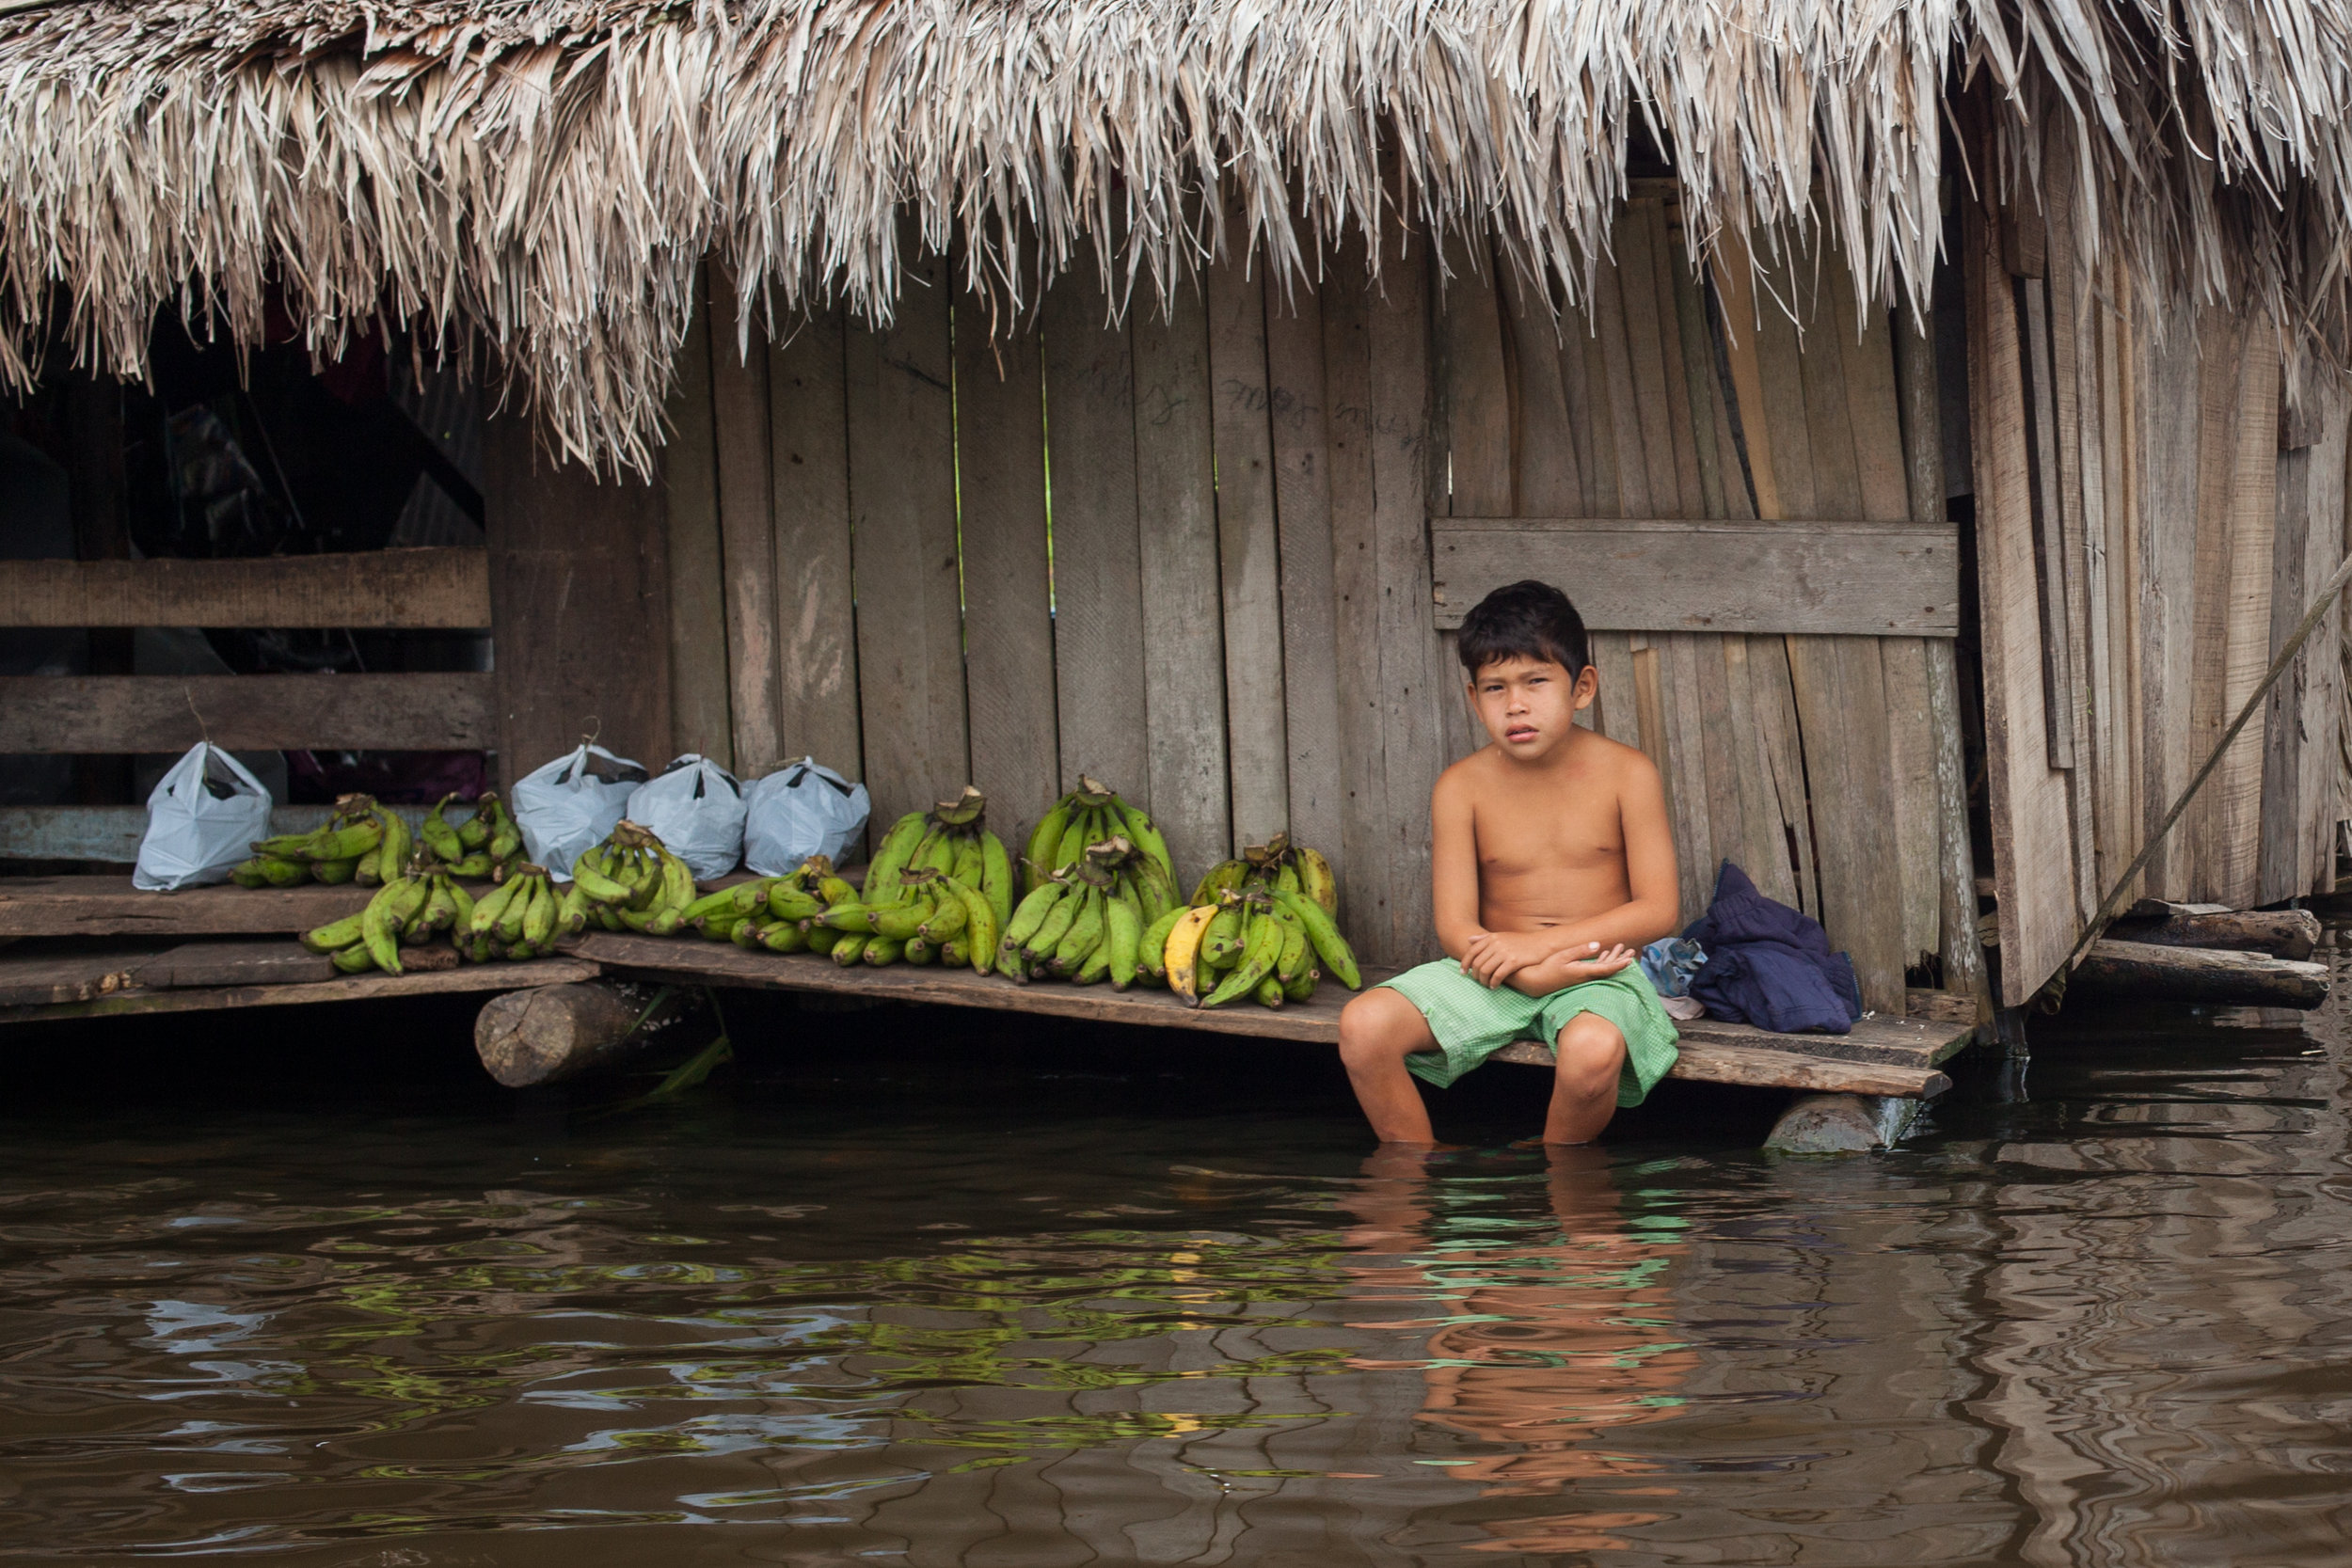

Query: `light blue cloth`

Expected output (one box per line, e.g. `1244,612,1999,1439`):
1639,937,1706,998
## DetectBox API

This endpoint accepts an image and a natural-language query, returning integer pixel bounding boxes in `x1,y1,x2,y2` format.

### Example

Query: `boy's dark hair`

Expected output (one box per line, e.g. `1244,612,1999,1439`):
1456,579,1591,675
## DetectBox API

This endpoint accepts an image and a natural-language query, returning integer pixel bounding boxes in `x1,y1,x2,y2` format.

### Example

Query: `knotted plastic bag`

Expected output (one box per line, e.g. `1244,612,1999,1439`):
626,754,747,880
512,743,648,879
742,757,869,875
132,742,273,891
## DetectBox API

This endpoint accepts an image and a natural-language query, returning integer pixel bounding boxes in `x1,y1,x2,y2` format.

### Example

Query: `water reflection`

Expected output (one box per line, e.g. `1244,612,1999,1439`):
0,939,2347,1563
1341,1147,1693,1553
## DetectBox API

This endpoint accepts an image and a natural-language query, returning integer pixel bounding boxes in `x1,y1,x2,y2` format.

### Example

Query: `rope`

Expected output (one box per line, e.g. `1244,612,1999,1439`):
2059,546,2352,975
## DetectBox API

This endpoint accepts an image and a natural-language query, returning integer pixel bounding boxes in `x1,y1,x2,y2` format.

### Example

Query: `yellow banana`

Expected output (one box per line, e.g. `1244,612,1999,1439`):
1164,904,1219,1006
1295,846,1339,913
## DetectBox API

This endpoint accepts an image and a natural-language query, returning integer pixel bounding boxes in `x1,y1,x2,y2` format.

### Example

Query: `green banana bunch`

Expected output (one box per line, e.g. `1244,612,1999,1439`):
988,828,1166,990
1019,776,1174,904
232,794,385,888
564,819,701,938
817,786,1011,974
1158,833,1358,1007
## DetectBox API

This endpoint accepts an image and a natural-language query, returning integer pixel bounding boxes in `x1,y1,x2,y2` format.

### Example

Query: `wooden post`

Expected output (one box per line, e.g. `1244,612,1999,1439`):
1894,308,1995,1024
481,420,674,787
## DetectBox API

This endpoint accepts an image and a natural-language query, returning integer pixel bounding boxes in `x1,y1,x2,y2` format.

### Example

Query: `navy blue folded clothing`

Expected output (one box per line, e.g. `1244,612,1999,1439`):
1681,861,1864,1034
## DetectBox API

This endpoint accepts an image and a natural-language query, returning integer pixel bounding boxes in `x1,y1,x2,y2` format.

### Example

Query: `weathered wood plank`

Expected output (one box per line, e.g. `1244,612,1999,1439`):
1655,633,1714,919
2108,907,2320,960
1966,198,2083,1004
1494,1036,1951,1099
1435,232,1513,762
1263,277,1346,864
1368,230,1451,967
1591,254,1654,517
0,876,373,936
0,957,597,1024
1041,267,1150,800
578,934,1968,1093
0,946,153,1005
953,294,1060,840
2214,321,2280,908
769,308,866,779
1205,242,1292,848
2185,308,2246,898
1711,240,1782,519
844,239,970,833
1587,629,1642,747
132,940,334,990
2138,292,2201,899
709,284,784,775
0,673,496,753
1620,202,1698,514
0,803,430,864
2073,939,2328,1009
1430,518,1960,635
483,419,674,784
1505,273,1586,517
1131,287,1233,880
0,549,490,630
1320,240,1397,960
662,280,734,763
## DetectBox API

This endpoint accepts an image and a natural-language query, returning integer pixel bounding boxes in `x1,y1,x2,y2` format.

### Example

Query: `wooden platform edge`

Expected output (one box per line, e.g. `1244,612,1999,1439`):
0,958,597,1024
576,934,1966,1097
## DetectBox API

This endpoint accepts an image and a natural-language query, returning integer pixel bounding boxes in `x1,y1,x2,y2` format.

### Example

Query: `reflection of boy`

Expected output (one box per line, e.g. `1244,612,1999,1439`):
1338,580,1681,1146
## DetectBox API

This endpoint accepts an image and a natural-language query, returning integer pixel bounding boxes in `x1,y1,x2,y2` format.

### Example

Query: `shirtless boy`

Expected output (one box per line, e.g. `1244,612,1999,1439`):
1337,579,1682,1146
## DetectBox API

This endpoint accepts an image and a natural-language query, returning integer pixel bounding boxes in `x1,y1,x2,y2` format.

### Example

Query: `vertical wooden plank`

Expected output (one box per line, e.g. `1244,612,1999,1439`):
769,309,864,778
2044,122,2104,923
1322,239,1395,956
844,240,969,834
1719,633,1802,910
1207,245,1292,850
1041,267,1151,800
1569,316,1619,515
1715,237,1790,519
1968,198,2082,1005
1838,272,1942,974
1748,632,1820,918
2299,402,2348,891
1132,287,1233,881
1673,630,1731,917
1263,277,1347,866
1667,224,1729,518
2263,420,2315,904
1894,303,1992,1016
1506,273,1586,516
1591,261,1653,518
1638,199,1708,515
2185,308,2247,898
1368,229,1451,964
2138,293,2201,898
483,420,672,786
1616,206,1691,515
1436,233,1512,759
709,281,785,776
954,295,1060,836
662,280,733,765
2213,325,2278,908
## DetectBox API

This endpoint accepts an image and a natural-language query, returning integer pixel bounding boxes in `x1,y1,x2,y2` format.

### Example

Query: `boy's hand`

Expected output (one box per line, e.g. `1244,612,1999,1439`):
1503,942,1638,997
1463,929,1592,989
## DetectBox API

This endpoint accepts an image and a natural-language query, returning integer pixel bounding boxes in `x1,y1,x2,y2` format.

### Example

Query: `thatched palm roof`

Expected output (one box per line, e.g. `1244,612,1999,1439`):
1,0,2343,469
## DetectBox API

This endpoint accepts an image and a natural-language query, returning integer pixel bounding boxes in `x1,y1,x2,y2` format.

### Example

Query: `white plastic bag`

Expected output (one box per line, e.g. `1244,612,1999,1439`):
627,754,747,880
742,757,869,875
512,743,648,880
132,742,273,892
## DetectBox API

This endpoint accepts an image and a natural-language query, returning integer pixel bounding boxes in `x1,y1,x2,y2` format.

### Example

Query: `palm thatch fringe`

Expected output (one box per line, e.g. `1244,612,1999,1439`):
2,0,2348,470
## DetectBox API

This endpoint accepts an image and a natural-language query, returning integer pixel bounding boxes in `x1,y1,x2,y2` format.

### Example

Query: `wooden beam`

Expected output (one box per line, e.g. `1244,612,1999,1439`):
2072,938,2328,1009
1431,518,1961,635
0,876,373,936
0,803,431,863
0,956,597,1025
0,549,492,629
0,673,495,752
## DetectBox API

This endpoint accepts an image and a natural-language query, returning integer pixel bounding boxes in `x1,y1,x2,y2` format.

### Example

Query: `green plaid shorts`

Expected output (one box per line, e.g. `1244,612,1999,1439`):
1378,958,1681,1105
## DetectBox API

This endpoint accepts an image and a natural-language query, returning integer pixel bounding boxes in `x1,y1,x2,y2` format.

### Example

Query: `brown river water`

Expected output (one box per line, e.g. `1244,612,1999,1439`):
4,933,2349,1566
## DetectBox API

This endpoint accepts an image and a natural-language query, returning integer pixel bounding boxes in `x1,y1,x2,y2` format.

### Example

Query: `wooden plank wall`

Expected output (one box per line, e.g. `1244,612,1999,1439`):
673,201,1986,986
1428,194,1959,1014
1965,117,2348,1005
672,235,1443,958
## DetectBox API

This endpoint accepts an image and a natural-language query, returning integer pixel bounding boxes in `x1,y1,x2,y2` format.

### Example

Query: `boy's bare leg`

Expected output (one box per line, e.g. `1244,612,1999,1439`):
1544,1011,1627,1145
1338,989,1443,1145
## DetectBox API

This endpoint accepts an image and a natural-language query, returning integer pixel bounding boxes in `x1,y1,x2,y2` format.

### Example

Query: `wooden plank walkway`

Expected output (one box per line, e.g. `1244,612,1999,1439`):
573,934,1961,1098
0,880,1968,1097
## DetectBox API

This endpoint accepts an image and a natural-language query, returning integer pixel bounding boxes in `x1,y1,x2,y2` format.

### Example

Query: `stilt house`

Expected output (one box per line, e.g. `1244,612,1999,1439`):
2,0,2345,1014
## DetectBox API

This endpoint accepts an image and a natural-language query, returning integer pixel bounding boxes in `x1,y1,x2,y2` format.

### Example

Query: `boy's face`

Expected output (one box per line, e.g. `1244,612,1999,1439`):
1468,654,1596,761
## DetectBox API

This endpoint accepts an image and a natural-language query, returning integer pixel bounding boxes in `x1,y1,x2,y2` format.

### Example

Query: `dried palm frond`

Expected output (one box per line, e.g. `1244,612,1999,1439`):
2,0,2348,471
